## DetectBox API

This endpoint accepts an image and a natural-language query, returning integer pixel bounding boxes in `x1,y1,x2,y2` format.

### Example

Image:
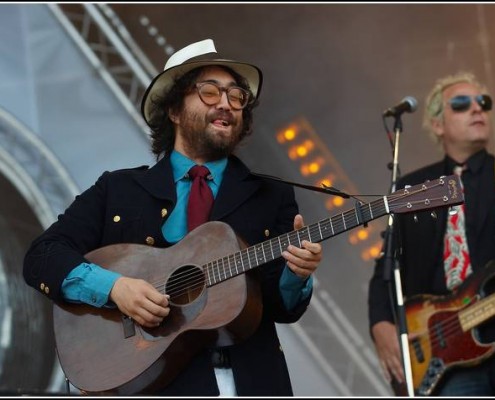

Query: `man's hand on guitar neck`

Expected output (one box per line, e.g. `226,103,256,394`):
110,277,170,328
282,214,323,279
372,321,405,384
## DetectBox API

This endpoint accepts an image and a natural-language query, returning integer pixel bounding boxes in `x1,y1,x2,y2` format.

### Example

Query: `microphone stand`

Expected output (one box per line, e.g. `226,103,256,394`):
382,114,414,397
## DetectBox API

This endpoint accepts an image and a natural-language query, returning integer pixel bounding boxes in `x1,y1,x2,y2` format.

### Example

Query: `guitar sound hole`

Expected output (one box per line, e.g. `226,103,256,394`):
166,265,205,305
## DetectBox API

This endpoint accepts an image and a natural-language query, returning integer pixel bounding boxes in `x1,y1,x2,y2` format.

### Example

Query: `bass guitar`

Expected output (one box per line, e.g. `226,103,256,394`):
397,259,495,396
53,174,463,395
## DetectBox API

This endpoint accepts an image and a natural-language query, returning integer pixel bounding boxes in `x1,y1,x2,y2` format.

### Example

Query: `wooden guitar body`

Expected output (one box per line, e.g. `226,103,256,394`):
53,222,262,394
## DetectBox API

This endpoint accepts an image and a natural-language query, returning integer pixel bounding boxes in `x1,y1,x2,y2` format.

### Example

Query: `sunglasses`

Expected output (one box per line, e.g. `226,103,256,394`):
448,94,493,112
195,82,252,110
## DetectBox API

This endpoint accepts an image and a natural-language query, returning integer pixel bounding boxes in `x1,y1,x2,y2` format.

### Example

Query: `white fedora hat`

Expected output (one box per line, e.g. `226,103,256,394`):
141,39,263,126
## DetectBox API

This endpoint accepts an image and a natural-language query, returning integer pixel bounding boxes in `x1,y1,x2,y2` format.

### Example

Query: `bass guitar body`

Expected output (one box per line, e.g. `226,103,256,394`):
399,260,495,395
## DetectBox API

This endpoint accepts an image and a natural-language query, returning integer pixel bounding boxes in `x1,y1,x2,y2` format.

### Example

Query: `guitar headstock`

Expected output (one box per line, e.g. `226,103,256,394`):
388,174,464,214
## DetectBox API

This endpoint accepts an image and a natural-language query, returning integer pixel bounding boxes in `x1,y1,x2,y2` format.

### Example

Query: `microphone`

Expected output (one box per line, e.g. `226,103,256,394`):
383,96,418,117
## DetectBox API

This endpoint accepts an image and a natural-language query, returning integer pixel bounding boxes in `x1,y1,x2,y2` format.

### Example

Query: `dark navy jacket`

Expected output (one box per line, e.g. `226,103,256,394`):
24,154,311,396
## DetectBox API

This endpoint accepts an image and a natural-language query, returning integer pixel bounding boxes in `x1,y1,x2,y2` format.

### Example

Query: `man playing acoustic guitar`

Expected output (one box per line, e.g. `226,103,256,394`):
23,39,323,396
368,72,495,396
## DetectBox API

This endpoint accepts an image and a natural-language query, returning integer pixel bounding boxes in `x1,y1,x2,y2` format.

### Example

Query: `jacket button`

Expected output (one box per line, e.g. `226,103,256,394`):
40,283,45,291
161,208,168,218
264,229,270,237
44,286,50,294
113,215,121,222
145,236,155,246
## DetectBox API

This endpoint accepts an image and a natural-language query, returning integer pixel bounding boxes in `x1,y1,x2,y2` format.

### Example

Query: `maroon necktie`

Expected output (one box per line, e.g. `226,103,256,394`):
187,165,214,232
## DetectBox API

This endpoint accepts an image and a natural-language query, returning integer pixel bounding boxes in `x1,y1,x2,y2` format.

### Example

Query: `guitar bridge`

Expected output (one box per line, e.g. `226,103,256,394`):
418,357,445,396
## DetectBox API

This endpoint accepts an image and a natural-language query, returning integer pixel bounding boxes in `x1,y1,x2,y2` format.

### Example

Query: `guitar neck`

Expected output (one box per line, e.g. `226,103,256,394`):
459,293,495,331
203,197,389,286
202,174,462,287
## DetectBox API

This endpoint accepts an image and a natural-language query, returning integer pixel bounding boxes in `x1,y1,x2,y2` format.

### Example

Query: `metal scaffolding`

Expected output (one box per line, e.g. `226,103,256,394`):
47,3,157,141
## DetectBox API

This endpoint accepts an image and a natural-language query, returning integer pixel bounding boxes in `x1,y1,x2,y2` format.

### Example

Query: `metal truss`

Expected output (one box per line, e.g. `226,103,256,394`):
46,3,157,141
0,107,80,228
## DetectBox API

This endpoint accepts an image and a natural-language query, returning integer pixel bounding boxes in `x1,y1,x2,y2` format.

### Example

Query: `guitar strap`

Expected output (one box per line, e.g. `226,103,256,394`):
250,172,371,227
249,171,350,198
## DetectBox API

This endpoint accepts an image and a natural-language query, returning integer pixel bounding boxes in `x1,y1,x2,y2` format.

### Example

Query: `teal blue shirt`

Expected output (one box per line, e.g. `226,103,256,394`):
61,151,313,310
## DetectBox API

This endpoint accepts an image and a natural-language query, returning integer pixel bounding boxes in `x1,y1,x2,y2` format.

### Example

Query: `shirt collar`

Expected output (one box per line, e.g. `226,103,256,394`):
445,148,487,175
170,150,228,185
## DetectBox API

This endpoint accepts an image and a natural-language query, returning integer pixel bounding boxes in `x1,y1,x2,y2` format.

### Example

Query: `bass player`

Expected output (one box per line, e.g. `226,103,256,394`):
368,71,495,396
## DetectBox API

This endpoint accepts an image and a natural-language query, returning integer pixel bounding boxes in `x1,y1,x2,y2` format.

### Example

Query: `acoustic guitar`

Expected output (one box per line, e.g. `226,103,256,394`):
395,259,495,396
53,174,463,395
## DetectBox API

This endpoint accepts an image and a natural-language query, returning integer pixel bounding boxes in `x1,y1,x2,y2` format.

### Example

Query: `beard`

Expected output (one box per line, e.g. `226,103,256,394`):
177,108,244,161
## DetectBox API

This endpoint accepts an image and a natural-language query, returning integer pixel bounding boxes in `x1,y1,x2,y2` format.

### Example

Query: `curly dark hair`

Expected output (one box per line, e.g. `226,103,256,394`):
146,66,260,159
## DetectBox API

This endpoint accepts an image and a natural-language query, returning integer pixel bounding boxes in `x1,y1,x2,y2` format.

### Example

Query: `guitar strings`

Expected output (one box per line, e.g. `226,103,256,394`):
147,221,329,299
411,295,488,354
147,220,325,293
147,207,371,299
150,185,437,298
147,181,447,299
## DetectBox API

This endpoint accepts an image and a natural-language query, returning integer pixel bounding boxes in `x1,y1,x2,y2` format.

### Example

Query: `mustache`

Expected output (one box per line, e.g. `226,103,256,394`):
209,110,234,124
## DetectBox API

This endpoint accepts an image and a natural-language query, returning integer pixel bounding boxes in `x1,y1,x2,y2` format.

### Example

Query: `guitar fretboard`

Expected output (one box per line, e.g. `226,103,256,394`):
204,197,388,287
459,294,495,331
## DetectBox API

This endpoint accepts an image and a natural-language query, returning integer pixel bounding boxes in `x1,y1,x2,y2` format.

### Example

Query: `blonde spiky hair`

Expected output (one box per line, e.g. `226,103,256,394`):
423,71,488,144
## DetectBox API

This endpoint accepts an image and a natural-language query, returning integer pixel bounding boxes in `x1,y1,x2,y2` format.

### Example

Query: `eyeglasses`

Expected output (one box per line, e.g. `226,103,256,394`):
194,82,251,110
448,94,493,112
